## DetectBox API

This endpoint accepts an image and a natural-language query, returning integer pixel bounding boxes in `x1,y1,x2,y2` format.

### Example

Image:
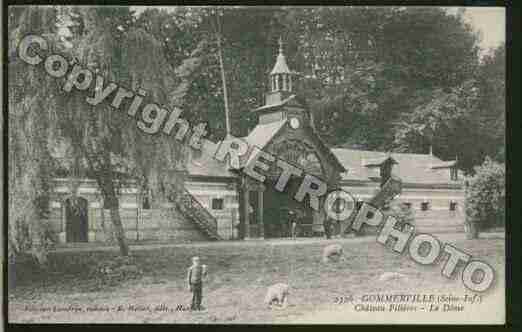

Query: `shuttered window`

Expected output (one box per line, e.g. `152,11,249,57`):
212,198,224,210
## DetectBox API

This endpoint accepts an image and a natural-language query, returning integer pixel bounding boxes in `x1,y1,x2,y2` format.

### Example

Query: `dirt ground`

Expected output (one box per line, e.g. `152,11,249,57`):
8,233,505,324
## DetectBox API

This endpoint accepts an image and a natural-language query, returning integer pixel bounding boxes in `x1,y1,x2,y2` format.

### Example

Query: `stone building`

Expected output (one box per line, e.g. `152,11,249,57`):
48,41,464,244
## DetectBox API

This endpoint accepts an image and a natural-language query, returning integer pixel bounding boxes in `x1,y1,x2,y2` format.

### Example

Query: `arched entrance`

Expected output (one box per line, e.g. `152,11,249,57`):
64,197,88,242
262,141,326,238
263,177,315,238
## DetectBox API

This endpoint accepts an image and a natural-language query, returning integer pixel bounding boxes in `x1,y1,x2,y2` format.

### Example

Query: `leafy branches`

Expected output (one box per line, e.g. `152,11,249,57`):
465,157,505,234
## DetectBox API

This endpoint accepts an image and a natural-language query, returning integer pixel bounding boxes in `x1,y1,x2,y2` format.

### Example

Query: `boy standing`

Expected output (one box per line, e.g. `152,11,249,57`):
187,256,207,310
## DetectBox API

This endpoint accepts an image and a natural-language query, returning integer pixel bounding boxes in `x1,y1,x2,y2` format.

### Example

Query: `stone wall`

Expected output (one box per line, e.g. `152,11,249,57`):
341,184,465,233
48,178,240,244
95,205,207,243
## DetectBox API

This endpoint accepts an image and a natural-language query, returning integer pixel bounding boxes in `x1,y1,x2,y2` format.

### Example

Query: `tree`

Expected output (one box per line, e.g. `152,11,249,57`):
393,43,505,173
8,6,59,263
475,44,506,163
393,79,482,171
178,6,285,139
54,6,203,256
8,6,504,256
131,6,490,165
464,157,505,239
8,6,203,257
134,7,483,150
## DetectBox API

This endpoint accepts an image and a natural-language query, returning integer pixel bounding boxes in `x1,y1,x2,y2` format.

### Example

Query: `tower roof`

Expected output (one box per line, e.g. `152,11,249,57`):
270,37,292,75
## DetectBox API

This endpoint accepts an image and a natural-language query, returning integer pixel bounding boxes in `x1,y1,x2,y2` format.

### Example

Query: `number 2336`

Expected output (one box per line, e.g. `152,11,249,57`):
334,296,354,304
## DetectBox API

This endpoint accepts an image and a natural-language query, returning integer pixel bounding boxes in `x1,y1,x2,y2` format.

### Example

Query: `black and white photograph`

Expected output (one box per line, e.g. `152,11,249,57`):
6,4,507,325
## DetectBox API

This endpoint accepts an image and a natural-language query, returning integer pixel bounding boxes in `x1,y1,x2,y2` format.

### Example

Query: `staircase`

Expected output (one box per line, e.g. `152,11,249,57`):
176,188,223,240
341,176,403,235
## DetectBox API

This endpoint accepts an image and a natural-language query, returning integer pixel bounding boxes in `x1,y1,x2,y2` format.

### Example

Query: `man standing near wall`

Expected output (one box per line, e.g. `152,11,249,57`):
290,210,298,240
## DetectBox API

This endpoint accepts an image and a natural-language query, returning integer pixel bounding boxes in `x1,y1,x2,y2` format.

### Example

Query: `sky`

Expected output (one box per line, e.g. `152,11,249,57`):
448,7,505,53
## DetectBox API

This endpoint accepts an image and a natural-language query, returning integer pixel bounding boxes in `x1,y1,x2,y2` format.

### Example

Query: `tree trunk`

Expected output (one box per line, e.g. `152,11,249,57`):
109,203,129,256
30,197,49,266
99,174,129,256
85,142,130,256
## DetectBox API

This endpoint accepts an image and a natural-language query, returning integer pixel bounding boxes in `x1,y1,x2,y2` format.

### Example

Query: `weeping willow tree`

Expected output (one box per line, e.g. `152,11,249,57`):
9,6,204,258
8,6,61,263
52,6,204,256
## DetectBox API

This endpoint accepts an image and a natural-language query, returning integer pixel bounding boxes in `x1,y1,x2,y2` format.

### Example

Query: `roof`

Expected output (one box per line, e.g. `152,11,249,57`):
331,148,462,185
241,119,346,173
251,94,296,113
243,119,287,150
362,156,398,167
49,133,460,186
270,52,291,75
186,139,237,178
430,160,457,169
185,121,288,178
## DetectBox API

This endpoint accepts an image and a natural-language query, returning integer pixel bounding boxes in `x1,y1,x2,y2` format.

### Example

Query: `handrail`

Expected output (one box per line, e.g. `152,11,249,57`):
182,190,218,232
177,188,221,239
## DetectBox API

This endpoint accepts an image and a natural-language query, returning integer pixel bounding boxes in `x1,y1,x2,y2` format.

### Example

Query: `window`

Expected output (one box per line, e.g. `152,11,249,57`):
212,198,224,210
450,167,458,181
403,202,412,209
421,201,429,211
449,201,457,211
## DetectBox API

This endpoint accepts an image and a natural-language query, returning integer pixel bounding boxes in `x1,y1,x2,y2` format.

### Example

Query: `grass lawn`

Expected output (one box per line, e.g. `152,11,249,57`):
8,234,505,324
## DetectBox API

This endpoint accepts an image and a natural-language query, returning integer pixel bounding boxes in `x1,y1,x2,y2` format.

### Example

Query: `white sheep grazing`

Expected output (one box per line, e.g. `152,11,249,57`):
323,244,345,263
264,283,290,309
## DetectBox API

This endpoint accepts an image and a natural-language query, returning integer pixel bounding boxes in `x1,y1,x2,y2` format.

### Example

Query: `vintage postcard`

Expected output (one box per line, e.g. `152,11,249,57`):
6,5,506,325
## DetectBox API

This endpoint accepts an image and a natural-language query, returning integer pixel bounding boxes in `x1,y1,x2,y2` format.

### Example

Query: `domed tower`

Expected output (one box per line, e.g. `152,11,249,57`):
251,37,313,129
240,38,346,240
266,36,294,105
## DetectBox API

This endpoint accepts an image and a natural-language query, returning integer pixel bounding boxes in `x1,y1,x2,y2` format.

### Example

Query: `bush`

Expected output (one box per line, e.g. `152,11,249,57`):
465,157,505,232
9,218,32,260
90,255,143,286
8,253,43,288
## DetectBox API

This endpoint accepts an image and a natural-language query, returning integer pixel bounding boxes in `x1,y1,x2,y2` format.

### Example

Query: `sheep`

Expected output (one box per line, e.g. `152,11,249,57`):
322,244,345,263
264,283,290,309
